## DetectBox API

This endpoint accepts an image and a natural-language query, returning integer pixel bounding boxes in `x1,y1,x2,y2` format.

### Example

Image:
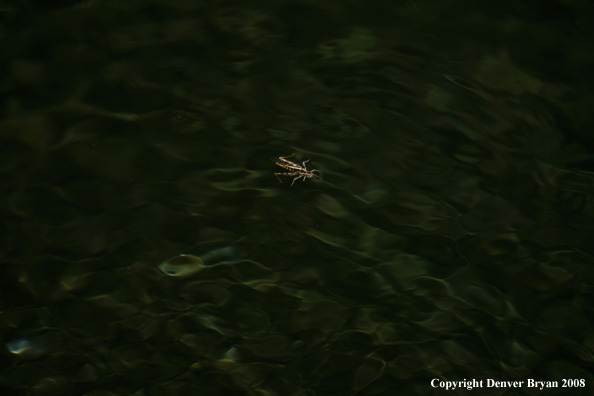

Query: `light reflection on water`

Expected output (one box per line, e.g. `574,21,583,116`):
158,245,239,277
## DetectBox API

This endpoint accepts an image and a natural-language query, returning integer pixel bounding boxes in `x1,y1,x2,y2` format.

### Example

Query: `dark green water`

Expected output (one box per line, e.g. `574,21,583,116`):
2,1,594,395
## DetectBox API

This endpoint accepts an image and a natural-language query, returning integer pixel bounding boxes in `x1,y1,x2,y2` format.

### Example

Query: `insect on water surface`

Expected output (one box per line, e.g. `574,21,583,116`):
274,154,321,187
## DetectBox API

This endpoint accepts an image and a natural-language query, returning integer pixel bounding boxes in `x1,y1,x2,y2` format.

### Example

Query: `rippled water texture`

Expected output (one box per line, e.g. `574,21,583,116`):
2,1,594,395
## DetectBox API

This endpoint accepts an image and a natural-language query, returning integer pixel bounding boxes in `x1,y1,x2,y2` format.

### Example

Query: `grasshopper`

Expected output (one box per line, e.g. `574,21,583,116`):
274,154,321,186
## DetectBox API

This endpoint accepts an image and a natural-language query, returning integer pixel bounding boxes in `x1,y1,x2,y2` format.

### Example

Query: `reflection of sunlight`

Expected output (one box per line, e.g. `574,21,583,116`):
6,338,46,359
158,245,239,277
218,346,240,363
158,254,204,277
7,339,32,354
